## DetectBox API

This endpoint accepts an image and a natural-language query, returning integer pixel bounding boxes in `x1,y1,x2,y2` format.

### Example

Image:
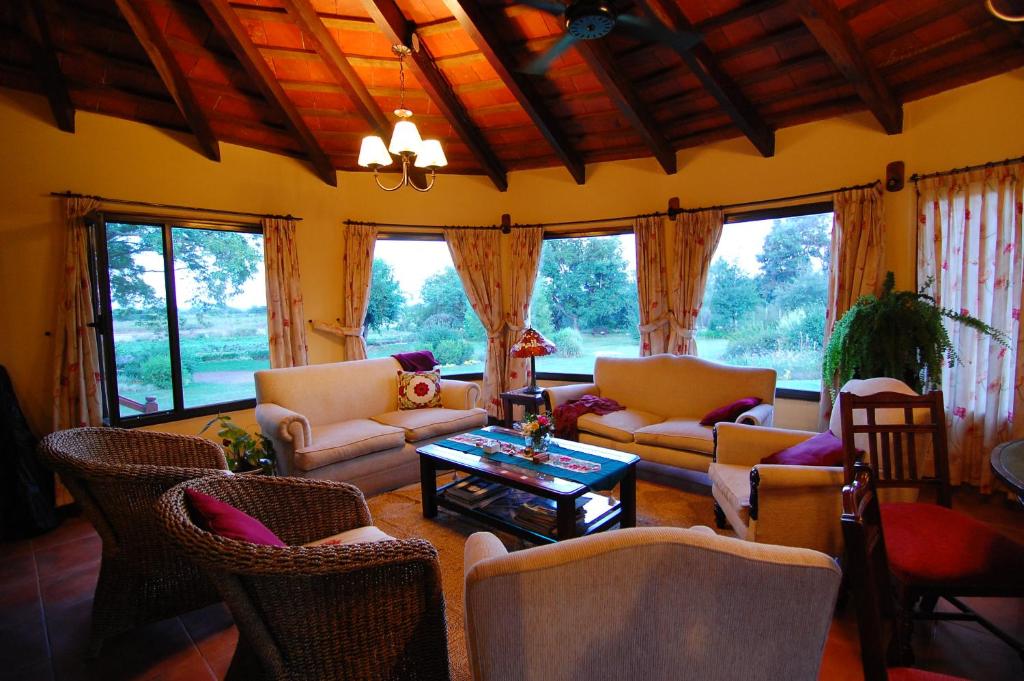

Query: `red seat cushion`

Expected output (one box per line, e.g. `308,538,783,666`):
881,502,1024,590
888,667,970,681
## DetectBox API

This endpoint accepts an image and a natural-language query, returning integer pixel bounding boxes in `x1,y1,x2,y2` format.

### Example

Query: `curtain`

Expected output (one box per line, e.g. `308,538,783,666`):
635,215,670,356
445,228,506,419
336,224,378,361
820,184,886,423
917,164,1024,491
667,209,724,355
52,197,102,430
506,227,544,394
262,217,308,368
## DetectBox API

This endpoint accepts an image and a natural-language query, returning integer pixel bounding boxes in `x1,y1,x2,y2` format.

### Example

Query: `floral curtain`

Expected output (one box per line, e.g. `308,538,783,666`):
262,217,308,368
52,197,102,430
337,223,378,361
506,227,544,395
635,215,670,356
667,209,723,355
445,228,506,419
820,184,885,423
917,164,1024,491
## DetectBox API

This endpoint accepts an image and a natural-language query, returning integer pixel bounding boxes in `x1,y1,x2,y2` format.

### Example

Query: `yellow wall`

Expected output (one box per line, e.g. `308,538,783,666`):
2,68,1023,438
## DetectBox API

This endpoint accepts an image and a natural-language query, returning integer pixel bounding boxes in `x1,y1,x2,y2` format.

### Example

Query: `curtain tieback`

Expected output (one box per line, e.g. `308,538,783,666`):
487,322,525,340
638,313,671,334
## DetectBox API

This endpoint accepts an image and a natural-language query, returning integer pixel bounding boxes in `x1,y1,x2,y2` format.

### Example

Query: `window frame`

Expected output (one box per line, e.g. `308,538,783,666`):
90,212,267,427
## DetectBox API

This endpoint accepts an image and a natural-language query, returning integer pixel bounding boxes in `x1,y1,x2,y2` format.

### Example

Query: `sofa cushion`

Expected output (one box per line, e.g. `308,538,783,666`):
634,418,715,454
577,409,664,443
372,407,488,442
294,419,406,472
708,463,751,525
760,430,845,467
699,397,763,426
398,369,443,409
303,525,394,547
186,489,285,547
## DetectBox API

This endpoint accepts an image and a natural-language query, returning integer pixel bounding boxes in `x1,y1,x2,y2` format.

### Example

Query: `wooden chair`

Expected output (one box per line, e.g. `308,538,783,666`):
157,474,450,681
37,427,229,654
838,391,1024,664
841,462,971,681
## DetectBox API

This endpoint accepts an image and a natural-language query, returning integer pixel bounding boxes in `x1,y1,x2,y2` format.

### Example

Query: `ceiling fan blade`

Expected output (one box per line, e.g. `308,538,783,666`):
615,14,702,52
521,33,578,75
515,0,567,17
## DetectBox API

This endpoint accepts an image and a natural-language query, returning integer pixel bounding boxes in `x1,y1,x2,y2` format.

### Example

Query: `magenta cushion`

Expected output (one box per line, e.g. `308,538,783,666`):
760,430,845,467
699,397,762,426
185,489,285,547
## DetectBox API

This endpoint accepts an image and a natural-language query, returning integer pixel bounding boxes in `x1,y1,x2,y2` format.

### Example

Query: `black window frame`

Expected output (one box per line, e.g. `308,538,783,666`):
89,212,268,427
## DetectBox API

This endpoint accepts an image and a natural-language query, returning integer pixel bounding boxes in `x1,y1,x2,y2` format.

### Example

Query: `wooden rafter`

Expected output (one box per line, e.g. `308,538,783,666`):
636,0,775,157
196,0,338,186
440,0,585,185
112,0,220,161
574,41,676,174
19,0,74,132
359,0,508,191
791,0,903,134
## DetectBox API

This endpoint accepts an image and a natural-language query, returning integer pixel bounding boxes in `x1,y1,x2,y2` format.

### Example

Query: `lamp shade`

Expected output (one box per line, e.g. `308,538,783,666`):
358,136,392,168
414,139,448,169
388,120,422,156
510,328,557,358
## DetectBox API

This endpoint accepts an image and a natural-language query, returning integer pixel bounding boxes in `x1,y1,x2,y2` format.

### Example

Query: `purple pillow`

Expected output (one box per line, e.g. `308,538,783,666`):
699,397,763,426
186,489,285,547
392,350,439,372
760,430,845,467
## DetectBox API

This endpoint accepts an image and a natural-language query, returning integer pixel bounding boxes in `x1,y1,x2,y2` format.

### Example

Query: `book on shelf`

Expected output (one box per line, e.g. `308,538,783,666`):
443,476,508,509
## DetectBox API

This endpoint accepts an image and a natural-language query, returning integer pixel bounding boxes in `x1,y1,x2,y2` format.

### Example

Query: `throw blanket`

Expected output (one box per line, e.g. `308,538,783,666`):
392,350,439,372
554,395,625,440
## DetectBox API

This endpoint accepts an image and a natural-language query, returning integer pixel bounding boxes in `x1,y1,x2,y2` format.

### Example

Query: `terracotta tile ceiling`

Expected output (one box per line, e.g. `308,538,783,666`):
2,0,1022,190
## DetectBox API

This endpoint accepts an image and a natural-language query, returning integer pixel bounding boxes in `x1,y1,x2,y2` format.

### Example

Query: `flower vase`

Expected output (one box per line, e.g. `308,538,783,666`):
531,432,552,453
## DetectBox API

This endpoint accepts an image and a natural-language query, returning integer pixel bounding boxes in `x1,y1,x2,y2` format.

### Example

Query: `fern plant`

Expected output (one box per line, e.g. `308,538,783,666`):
822,272,1009,400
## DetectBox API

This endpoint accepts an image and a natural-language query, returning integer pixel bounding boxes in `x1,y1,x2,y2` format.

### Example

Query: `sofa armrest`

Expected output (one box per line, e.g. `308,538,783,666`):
751,464,845,490
543,383,599,411
737,402,774,427
464,532,509,579
749,465,846,555
440,379,480,410
256,403,311,477
713,422,817,467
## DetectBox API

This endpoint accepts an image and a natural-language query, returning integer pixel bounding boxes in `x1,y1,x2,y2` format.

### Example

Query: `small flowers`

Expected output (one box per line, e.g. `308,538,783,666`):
517,412,553,438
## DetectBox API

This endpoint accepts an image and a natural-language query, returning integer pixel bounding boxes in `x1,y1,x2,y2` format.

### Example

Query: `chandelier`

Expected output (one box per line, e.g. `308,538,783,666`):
357,44,447,192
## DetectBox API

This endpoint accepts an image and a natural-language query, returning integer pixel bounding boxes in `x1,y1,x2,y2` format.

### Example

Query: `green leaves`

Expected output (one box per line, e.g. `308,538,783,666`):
199,414,276,473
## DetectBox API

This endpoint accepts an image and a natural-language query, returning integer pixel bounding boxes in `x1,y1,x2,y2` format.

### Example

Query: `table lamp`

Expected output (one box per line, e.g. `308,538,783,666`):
509,328,557,394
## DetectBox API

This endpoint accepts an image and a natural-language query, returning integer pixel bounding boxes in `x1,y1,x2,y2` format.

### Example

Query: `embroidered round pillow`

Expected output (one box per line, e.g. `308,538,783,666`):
397,370,442,409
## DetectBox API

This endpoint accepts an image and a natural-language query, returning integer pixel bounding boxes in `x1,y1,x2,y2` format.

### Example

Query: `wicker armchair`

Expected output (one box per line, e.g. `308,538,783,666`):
36,427,229,653
156,474,451,681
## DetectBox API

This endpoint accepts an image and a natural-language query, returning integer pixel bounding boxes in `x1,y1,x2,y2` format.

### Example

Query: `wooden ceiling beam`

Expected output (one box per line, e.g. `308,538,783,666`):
196,0,338,186
790,0,903,134
18,0,74,132
694,0,787,32
113,0,220,161
440,0,585,185
636,0,775,157
360,0,508,191
279,0,390,138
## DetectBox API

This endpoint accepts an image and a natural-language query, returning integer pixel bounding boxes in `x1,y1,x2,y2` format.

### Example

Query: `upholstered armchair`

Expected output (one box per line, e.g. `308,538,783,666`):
709,377,919,556
463,526,841,681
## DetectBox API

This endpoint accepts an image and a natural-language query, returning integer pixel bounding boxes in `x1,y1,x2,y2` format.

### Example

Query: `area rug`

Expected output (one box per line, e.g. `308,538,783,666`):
365,476,727,681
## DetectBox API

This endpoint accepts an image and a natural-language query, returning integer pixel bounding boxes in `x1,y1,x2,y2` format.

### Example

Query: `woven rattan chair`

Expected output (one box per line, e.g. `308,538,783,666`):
156,474,451,681
36,427,229,654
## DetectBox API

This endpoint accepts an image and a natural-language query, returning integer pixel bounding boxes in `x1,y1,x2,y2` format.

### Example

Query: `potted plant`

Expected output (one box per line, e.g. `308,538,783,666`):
200,415,276,474
822,272,1008,400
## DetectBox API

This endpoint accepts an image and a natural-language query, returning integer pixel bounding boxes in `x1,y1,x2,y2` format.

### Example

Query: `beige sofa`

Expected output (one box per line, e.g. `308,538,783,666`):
544,354,777,473
255,357,486,495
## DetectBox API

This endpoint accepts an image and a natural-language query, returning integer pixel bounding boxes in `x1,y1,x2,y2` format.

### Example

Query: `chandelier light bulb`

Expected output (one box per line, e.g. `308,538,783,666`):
388,119,422,156
357,136,392,168
414,139,448,169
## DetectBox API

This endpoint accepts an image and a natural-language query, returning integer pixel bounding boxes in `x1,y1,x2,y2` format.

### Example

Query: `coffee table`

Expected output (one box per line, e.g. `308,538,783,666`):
417,426,639,544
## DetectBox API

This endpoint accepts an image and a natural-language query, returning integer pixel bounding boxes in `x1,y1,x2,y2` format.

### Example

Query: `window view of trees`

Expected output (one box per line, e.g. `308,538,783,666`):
103,222,269,419
530,234,639,374
698,211,831,391
365,241,487,374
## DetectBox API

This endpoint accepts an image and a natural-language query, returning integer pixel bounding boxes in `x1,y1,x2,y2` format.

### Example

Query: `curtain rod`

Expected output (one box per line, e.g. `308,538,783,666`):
49,191,302,221
909,155,1024,182
342,179,879,230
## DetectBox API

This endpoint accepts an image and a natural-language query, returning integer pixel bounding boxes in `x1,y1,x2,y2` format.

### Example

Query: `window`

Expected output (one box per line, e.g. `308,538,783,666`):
93,217,269,424
698,204,833,396
529,232,639,376
365,238,486,376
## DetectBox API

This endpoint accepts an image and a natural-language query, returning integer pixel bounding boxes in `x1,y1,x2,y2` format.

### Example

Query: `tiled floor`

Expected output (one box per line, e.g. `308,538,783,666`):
1,491,1022,681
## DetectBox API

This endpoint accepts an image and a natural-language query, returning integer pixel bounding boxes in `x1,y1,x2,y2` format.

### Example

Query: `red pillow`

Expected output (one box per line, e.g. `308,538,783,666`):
760,430,844,467
699,397,762,426
185,488,285,547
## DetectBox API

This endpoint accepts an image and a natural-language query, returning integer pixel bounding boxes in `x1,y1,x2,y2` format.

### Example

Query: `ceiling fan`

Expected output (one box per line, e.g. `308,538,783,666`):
516,0,702,75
